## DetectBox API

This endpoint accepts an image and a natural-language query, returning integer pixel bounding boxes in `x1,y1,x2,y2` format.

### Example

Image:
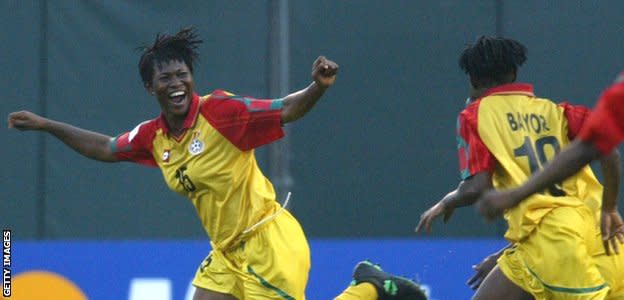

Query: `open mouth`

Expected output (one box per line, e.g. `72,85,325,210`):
169,91,186,104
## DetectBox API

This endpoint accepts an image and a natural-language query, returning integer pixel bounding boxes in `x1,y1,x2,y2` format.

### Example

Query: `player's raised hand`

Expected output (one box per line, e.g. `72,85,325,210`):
311,56,338,88
415,199,455,234
8,111,47,131
601,209,624,256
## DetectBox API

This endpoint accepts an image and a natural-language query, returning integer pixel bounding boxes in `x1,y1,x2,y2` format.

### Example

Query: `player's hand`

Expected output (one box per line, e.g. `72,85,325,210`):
466,252,500,290
311,56,338,89
475,190,516,222
8,111,47,131
600,209,624,256
415,200,454,233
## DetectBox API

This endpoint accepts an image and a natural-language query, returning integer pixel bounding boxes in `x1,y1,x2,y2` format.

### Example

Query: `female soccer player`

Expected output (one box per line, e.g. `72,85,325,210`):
8,27,337,300
477,73,624,227
475,73,624,299
416,36,618,299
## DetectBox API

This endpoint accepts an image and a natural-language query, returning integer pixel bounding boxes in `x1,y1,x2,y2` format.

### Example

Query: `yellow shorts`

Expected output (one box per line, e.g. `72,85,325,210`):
192,210,311,299
592,233,624,300
498,206,609,300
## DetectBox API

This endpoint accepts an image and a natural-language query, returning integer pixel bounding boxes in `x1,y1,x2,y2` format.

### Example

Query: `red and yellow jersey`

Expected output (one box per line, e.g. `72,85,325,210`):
457,83,603,242
578,76,624,155
110,90,285,250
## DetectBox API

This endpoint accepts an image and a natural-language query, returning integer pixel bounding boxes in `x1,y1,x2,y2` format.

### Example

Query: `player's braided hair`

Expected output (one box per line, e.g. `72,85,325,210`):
459,36,527,85
138,27,203,86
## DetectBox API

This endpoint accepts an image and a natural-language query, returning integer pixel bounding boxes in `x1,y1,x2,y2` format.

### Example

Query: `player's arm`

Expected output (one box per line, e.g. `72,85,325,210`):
416,171,492,233
8,110,118,162
600,149,620,214
467,243,512,290
598,148,624,255
441,172,493,208
281,56,338,123
416,105,495,233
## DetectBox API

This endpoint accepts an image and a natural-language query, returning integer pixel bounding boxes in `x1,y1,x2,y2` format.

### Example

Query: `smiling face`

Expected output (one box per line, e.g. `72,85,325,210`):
146,59,195,124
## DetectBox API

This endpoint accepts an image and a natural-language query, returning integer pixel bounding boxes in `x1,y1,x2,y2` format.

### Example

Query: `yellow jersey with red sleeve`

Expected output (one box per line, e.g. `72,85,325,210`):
457,83,603,243
110,90,285,251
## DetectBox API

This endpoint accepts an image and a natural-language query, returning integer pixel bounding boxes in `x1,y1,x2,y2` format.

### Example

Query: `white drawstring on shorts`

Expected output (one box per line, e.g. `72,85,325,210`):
242,192,291,234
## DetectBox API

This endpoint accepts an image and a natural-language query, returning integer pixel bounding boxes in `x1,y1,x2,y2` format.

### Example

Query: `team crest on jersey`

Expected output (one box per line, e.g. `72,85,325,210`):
188,131,205,156
162,149,171,162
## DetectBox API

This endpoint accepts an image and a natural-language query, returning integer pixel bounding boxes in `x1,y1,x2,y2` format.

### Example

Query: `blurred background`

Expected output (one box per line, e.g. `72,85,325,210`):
2,1,623,299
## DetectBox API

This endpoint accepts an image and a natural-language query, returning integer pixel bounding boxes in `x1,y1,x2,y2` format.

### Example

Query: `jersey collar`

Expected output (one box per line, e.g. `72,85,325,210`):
482,83,535,98
157,93,201,135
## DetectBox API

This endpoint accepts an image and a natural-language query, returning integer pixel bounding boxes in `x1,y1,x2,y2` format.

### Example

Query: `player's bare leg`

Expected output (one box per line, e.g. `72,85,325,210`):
472,266,533,300
193,287,238,300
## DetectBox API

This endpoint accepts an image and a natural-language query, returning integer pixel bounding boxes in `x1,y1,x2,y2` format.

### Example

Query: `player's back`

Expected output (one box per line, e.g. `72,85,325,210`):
466,86,603,242
476,93,570,191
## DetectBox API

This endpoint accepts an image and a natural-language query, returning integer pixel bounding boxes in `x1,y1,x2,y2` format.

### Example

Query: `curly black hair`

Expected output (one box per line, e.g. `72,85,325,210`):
137,27,203,86
459,36,527,86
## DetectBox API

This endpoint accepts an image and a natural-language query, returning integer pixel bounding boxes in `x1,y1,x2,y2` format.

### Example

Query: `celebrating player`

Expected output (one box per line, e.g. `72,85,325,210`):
474,73,624,299
8,27,337,300
476,72,624,227
416,36,617,299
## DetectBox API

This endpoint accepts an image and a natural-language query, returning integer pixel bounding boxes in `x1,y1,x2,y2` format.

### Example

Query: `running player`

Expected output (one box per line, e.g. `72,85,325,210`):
415,36,616,299
8,27,335,300
475,72,624,299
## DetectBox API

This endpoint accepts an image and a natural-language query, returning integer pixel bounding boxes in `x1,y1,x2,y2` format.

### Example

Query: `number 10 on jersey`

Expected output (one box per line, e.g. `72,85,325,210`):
513,136,566,196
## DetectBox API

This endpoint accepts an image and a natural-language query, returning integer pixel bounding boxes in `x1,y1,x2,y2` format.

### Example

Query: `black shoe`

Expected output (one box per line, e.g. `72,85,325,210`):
352,260,427,300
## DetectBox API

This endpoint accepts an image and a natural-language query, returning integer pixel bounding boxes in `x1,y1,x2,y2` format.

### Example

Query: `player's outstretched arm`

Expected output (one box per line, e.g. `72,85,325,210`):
598,146,620,215
280,56,338,124
8,110,118,162
598,149,624,255
476,140,599,220
415,172,492,233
